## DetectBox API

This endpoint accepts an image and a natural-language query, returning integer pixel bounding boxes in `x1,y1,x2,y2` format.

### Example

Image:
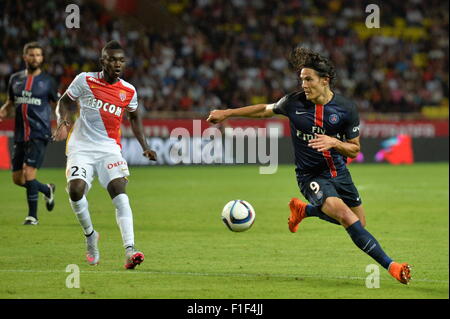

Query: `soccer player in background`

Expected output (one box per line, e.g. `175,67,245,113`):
0,42,57,225
53,40,157,269
207,47,412,284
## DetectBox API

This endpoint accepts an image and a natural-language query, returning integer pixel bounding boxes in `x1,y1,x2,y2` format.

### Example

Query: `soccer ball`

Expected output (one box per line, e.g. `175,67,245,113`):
221,200,255,232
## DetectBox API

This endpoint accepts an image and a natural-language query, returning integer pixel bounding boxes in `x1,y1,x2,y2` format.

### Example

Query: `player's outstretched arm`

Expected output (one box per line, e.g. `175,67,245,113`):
127,110,157,161
53,93,77,141
207,104,275,124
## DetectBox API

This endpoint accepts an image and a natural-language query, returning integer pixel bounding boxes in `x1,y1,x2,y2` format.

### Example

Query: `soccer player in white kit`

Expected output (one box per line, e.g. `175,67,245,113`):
54,41,157,269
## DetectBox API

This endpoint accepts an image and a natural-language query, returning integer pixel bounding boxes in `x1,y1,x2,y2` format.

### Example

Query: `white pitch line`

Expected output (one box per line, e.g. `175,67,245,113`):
0,269,447,284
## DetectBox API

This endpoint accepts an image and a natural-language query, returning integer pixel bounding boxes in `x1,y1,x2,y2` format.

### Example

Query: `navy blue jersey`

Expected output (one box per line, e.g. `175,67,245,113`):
8,70,59,142
273,91,360,179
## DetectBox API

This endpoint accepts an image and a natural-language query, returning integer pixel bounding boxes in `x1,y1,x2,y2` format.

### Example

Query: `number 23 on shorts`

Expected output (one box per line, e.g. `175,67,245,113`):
70,165,87,178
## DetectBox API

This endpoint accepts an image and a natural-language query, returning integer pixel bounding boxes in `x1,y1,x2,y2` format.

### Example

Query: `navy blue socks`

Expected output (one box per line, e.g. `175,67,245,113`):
24,180,39,219
36,180,51,198
346,220,393,269
23,180,50,219
305,205,393,270
20,179,50,197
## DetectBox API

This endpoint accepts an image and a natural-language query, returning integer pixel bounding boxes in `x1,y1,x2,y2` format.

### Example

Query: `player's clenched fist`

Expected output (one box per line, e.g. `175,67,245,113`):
207,109,228,124
143,149,157,161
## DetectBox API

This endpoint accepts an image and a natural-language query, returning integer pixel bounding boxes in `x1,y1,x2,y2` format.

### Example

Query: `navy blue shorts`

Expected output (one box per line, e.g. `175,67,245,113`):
12,139,48,171
298,170,362,208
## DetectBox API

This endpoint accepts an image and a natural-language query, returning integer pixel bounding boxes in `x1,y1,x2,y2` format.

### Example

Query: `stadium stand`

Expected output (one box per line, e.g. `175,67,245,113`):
0,0,448,119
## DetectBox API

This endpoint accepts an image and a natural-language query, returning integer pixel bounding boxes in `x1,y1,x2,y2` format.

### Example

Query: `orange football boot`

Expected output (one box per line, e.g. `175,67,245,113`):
388,262,412,285
288,198,307,233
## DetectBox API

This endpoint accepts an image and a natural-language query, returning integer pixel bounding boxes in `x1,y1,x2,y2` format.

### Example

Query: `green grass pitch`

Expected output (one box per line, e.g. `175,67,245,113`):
0,163,448,299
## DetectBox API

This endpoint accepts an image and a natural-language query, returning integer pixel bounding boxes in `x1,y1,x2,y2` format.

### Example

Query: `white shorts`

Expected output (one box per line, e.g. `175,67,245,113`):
66,152,130,191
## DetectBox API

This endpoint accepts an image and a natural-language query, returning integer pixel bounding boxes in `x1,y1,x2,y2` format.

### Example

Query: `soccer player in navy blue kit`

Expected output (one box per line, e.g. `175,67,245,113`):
0,42,58,225
207,47,411,284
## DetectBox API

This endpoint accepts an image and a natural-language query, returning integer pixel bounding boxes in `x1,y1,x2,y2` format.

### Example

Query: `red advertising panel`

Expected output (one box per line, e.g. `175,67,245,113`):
0,118,448,138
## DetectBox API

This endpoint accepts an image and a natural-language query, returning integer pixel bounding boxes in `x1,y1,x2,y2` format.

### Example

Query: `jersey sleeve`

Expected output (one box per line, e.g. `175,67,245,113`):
65,73,86,100
126,89,138,112
344,103,360,140
271,94,290,116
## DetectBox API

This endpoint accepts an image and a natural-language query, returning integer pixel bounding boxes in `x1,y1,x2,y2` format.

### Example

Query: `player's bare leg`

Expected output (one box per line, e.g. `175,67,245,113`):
69,179,99,265
350,205,366,227
107,177,144,269
12,169,25,186
321,197,358,227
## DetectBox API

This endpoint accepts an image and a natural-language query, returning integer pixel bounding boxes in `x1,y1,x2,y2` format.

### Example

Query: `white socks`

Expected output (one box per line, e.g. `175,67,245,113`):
112,193,135,248
70,193,135,248
70,195,94,236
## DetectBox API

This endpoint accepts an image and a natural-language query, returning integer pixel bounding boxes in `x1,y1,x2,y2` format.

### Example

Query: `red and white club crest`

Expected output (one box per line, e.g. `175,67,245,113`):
119,90,126,102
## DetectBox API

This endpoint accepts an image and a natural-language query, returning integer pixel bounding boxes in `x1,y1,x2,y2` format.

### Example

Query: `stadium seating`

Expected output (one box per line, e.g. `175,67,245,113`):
0,0,447,118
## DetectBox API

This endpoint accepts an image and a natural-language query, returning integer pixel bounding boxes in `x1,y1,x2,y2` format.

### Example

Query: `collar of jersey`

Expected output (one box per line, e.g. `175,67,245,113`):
97,71,121,86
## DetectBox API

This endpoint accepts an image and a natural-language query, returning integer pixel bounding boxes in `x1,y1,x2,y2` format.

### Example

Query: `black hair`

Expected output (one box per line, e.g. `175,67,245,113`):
102,40,123,53
23,41,43,55
289,47,336,87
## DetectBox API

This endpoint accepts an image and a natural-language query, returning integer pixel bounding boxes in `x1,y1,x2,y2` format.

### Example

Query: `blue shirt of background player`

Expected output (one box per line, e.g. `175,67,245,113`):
272,90,360,180
8,70,59,142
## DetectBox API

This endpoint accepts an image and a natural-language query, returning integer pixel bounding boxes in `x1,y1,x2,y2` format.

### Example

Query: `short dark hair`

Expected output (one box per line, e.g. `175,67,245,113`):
289,47,336,86
23,41,44,55
102,40,123,53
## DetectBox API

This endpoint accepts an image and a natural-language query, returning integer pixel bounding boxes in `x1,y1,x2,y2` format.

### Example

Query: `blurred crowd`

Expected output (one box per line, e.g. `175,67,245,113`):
0,0,448,117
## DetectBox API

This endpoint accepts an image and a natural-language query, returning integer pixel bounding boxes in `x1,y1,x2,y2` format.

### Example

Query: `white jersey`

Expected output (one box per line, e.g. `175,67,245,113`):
65,71,138,155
